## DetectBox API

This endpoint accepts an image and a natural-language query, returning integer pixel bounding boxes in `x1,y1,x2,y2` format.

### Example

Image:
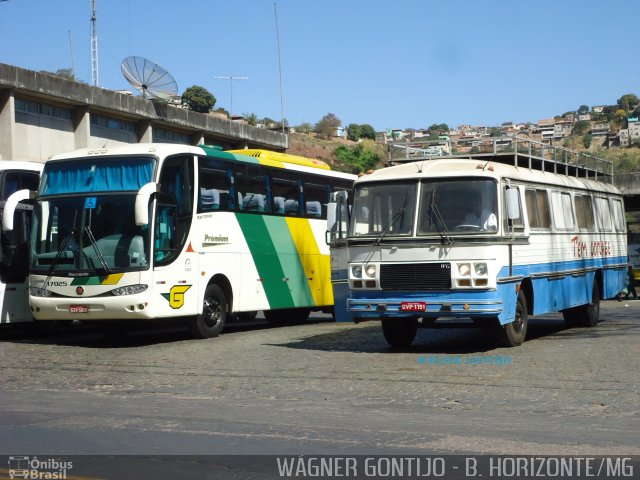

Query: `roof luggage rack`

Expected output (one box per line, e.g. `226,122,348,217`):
388,136,614,184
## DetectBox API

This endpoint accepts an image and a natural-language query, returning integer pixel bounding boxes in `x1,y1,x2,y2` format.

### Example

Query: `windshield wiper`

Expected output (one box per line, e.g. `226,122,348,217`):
48,228,78,274
430,203,454,245
375,197,407,246
84,226,110,272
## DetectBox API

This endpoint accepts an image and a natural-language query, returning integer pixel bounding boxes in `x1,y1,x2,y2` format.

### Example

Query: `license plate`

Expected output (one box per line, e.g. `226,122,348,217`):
400,301,427,312
69,305,89,313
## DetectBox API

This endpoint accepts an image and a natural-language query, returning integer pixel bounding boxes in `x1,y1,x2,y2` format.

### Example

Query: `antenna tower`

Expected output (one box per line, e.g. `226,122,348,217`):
90,0,99,86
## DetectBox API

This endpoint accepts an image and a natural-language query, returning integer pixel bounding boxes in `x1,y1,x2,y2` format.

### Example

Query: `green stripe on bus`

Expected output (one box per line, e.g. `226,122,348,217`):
262,216,315,307
235,213,294,309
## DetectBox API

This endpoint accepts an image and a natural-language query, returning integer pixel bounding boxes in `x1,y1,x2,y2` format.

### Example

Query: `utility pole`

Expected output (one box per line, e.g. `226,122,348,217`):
213,75,248,118
90,0,98,86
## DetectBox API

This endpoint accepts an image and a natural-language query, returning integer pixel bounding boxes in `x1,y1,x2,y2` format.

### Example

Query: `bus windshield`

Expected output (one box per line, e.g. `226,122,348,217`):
30,194,150,273
349,178,498,238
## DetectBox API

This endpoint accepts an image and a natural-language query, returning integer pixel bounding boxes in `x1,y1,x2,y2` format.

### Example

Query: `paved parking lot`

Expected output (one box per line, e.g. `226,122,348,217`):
1,300,639,456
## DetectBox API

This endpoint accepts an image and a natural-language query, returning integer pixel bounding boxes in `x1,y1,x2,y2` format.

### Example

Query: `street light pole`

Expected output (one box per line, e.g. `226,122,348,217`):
213,75,249,118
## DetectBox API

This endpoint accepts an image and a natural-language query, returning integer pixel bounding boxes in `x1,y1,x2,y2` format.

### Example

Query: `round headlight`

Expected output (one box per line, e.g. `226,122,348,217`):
365,264,376,278
474,263,488,275
458,263,471,276
351,265,363,278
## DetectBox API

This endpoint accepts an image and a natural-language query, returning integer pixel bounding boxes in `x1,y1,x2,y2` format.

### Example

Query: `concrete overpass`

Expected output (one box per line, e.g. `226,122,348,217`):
0,63,288,163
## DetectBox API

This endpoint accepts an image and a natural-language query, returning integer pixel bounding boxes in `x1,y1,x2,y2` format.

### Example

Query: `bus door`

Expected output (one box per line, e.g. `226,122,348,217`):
327,190,351,322
152,155,199,317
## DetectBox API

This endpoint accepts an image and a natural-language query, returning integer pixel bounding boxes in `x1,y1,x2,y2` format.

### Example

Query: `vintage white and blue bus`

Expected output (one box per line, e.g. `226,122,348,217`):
0,160,43,325
2,144,355,338
328,141,627,347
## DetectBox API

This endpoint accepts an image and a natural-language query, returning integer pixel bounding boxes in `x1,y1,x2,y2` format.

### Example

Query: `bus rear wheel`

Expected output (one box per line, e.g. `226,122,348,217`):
575,282,600,328
381,318,418,347
497,291,528,347
190,284,227,339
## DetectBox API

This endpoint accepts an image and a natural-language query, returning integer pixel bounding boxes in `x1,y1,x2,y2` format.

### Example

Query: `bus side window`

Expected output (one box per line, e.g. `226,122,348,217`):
198,157,233,212
525,188,551,230
575,194,594,230
303,180,329,219
611,198,625,232
237,165,270,214
551,191,575,231
594,197,612,232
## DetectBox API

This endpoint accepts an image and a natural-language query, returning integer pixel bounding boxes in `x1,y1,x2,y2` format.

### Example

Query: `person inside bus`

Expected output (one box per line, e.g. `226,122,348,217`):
463,192,497,231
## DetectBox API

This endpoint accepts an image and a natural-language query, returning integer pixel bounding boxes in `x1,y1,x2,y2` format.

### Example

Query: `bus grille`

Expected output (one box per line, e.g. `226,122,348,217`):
380,263,451,291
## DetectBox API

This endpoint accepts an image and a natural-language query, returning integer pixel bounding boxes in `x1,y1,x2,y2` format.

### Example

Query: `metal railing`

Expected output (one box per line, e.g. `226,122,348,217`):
387,136,614,184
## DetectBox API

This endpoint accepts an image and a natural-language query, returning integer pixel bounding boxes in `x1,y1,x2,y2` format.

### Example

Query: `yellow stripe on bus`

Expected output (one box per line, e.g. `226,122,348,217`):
102,273,124,285
285,217,333,306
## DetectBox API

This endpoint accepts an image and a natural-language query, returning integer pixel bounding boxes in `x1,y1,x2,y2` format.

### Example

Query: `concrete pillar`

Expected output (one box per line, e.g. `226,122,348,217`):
0,89,15,160
73,106,90,149
138,120,152,143
192,132,205,146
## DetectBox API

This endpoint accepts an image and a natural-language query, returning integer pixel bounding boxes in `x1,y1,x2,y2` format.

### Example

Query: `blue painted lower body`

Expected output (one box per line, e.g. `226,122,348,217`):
347,256,627,325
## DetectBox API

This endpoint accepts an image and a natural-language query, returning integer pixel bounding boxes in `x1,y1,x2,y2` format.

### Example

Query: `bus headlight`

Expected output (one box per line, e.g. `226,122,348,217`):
110,284,148,296
457,263,471,276
365,264,377,278
351,265,363,279
474,263,488,275
30,287,52,297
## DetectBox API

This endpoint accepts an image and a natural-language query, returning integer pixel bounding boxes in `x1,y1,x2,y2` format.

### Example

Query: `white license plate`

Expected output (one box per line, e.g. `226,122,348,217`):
69,305,89,313
400,302,427,312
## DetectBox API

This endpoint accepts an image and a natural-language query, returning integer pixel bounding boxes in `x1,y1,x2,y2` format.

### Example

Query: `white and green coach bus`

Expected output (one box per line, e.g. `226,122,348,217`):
2,144,355,338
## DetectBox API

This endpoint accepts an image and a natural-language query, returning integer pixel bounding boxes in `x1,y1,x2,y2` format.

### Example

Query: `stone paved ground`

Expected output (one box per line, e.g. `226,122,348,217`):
1,300,638,455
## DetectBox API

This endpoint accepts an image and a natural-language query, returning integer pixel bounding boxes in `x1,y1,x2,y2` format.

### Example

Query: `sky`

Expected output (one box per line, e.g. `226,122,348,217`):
1,0,638,132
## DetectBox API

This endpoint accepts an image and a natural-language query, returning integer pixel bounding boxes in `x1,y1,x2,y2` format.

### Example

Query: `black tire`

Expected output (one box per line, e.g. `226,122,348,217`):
497,291,528,347
381,318,418,347
574,281,600,328
190,284,227,338
264,308,310,325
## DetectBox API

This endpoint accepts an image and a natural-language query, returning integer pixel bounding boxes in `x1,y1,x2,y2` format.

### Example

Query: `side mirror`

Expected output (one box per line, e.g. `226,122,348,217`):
2,189,34,231
135,182,160,226
505,188,520,220
326,203,337,233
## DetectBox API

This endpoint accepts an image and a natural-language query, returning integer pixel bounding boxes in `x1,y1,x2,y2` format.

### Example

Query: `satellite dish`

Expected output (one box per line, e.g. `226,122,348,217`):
120,56,178,101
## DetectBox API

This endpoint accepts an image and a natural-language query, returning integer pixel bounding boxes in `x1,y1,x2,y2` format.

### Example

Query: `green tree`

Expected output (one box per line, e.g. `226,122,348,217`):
617,94,639,112
181,85,216,113
333,142,383,174
490,128,501,137
314,113,341,139
428,123,449,134
360,124,376,140
295,122,313,134
583,132,592,149
577,105,589,115
244,113,258,126
41,68,76,81
347,123,363,141
573,120,590,135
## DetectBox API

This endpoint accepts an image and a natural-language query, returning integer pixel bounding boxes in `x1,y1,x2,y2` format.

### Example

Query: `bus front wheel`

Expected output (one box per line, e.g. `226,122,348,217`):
497,291,528,347
190,284,227,339
382,318,418,347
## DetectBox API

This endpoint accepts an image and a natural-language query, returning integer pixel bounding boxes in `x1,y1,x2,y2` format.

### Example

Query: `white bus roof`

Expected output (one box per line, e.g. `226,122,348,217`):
47,144,357,181
356,157,622,195
0,160,44,173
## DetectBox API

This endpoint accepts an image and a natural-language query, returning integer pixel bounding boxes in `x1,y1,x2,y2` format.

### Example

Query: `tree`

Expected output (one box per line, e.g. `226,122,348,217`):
41,68,76,81
428,123,449,134
573,120,590,135
360,124,376,140
617,94,639,112
314,113,341,139
333,141,383,174
244,113,258,126
181,85,216,113
347,123,363,141
577,105,589,115
583,132,592,149
295,122,313,134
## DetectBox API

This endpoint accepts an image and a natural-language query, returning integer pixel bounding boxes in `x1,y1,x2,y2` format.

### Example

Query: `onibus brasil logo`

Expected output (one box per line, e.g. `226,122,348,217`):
8,456,73,479
161,285,192,309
